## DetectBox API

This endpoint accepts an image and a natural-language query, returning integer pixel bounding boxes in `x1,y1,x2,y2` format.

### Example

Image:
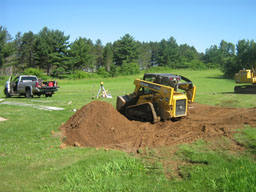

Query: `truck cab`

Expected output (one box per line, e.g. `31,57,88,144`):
5,75,38,98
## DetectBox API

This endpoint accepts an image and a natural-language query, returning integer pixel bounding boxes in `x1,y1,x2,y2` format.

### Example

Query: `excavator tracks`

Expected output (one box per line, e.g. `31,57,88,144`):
234,85,256,94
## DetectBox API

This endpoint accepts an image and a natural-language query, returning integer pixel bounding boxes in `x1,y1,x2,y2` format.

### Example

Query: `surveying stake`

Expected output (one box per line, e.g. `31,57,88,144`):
96,82,112,98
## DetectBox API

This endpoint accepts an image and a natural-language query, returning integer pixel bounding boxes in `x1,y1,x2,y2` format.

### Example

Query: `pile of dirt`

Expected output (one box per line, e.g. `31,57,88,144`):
60,100,256,152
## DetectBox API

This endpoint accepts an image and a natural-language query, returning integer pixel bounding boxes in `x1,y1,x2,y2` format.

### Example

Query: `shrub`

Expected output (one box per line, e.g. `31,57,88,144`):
97,67,110,78
189,59,207,69
109,64,121,77
71,70,100,79
120,62,140,75
52,67,68,79
0,76,6,80
23,68,48,79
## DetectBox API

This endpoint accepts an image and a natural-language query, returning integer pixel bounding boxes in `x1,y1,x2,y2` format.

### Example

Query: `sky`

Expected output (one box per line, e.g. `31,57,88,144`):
1,0,256,53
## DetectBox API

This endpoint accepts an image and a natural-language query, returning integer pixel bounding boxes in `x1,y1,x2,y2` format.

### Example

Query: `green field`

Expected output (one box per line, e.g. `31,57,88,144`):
0,69,256,192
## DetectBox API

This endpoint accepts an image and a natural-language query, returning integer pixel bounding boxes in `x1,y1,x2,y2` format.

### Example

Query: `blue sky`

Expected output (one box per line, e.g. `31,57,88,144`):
1,0,256,53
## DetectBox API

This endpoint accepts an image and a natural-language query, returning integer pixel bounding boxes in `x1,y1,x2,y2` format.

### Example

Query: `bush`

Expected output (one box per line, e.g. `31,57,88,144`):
70,70,100,79
109,64,121,77
97,67,110,78
23,68,48,79
189,60,207,69
144,66,171,73
120,62,140,75
52,67,68,79
0,76,6,80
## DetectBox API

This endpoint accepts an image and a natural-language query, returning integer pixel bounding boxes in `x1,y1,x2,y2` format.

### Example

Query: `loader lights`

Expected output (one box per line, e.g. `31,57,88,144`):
175,99,186,116
169,77,180,81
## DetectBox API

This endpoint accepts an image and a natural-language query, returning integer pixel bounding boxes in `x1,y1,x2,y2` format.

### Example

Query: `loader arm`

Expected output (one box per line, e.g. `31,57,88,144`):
142,73,196,103
133,79,174,104
174,75,196,103
178,84,196,103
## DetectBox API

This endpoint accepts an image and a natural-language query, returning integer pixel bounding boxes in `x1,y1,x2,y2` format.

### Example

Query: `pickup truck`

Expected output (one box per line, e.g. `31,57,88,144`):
4,75,59,98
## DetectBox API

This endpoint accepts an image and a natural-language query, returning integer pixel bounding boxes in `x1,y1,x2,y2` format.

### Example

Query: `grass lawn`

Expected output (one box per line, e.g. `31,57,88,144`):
0,69,256,191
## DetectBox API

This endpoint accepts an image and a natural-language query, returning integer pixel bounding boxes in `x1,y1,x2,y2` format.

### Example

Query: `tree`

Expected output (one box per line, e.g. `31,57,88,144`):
70,37,96,71
149,41,160,66
203,45,222,68
0,26,14,68
157,37,179,67
236,40,256,69
103,43,113,72
16,31,35,70
138,42,152,69
178,44,202,68
113,34,139,66
219,40,235,57
94,39,104,68
179,44,198,62
33,27,70,75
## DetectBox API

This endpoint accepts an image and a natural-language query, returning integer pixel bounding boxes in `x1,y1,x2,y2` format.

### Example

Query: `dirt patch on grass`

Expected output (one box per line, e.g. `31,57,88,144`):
60,100,256,152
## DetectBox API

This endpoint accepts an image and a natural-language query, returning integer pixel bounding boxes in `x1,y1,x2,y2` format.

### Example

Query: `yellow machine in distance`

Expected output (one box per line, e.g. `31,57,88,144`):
116,73,196,123
234,67,256,93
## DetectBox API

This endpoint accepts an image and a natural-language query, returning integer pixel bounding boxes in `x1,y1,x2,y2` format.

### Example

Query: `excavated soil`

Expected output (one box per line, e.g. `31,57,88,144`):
60,100,256,152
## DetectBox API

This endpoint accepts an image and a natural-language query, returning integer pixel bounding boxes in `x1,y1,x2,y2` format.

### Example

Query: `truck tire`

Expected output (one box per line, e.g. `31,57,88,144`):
45,93,52,97
5,89,11,98
25,88,32,98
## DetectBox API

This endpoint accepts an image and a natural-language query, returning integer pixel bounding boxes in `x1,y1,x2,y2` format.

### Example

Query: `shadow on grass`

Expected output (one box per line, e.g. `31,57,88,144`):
218,92,256,95
220,92,235,94
206,75,234,80
1,96,46,99
206,75,226,80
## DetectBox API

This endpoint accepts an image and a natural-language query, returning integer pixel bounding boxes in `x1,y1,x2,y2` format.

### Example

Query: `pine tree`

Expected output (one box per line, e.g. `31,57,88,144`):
33,27,70,75
70,37,96,71
113,34,139,66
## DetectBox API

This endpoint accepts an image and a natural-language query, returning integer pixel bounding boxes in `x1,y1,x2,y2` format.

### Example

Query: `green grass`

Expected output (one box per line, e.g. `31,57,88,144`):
235,126,256,154
0,69,256,191
174,140,256,192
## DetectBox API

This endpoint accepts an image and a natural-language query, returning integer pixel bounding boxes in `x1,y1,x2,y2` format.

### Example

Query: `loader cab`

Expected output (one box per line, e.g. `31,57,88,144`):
143,73,181,91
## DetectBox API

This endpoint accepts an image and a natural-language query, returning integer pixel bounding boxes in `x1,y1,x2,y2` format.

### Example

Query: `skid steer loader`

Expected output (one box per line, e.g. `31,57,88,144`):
116,73,196,123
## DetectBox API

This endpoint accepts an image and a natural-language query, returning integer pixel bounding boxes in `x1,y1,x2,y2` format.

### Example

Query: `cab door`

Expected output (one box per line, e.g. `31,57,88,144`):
6,76,12,94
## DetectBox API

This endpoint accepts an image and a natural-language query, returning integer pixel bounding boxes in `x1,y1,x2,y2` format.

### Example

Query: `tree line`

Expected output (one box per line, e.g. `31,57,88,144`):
0,25,256,78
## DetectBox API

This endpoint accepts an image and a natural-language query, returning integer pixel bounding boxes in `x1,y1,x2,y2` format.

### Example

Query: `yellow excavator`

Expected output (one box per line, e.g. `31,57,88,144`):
116,73,196,123
234,67,256,93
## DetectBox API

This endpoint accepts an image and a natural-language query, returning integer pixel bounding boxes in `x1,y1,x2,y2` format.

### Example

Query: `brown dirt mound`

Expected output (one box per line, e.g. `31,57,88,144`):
60,100,256,152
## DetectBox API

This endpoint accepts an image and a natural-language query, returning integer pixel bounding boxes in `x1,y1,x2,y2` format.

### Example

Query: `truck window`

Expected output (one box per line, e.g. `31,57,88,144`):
21,77,37,81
